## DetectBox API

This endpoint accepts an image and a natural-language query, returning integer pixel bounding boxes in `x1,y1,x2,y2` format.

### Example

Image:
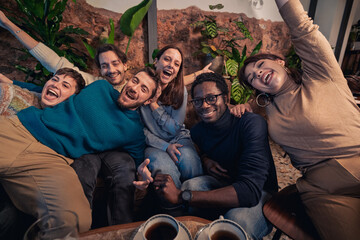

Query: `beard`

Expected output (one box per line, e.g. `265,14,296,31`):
116,98,144,110
117,89,146,110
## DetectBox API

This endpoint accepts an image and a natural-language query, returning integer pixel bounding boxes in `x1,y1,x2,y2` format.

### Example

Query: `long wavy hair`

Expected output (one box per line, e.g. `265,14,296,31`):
155,45,185,110
238,53,302,96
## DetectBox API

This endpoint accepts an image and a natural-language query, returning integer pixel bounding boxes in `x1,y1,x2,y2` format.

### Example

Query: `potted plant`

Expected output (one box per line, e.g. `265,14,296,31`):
191,4,262,104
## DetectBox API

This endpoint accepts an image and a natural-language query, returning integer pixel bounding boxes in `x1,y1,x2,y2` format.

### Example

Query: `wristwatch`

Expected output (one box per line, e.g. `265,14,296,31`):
181,190,192,204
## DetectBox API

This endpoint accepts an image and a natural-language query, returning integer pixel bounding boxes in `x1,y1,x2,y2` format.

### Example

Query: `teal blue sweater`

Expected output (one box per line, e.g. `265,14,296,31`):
17,80,145,165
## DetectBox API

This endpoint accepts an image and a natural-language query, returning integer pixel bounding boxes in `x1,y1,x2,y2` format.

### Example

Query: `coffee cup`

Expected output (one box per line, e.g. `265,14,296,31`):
208,218,248,240
142,214,180,240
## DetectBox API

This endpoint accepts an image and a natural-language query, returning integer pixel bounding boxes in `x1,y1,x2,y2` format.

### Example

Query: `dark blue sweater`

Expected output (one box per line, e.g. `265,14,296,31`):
17,80,145,165
191,109,278,207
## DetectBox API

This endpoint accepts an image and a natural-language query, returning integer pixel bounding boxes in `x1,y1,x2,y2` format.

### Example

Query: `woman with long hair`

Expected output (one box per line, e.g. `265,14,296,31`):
238,0,360,239
140,45,203,191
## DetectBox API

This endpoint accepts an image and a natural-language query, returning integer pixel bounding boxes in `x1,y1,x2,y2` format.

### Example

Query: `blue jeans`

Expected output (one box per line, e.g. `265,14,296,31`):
181,175,273,240
145,138,203,188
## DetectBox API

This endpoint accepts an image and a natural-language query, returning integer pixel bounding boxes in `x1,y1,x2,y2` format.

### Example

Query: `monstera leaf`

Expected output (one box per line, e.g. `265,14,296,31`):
120,0,153,55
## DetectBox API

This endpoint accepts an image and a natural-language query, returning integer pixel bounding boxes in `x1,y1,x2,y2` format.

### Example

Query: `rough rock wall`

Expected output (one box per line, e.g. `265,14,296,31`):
0,0,290,82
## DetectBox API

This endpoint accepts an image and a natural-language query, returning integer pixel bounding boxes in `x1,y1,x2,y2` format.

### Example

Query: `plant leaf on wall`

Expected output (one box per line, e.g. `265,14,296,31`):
119,0,153,55
119,0,152,36
226,59,238,77
231,77,253,104
106,18,115,44
250,40,262,56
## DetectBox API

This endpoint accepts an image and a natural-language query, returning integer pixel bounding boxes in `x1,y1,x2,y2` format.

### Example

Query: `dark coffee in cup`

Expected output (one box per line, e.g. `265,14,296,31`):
211,230,241,240
145,222,177,240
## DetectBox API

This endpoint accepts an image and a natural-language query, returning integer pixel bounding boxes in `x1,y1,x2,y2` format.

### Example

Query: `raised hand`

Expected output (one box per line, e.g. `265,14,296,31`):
201,62,214,74
0,73,13,84
0,10,11,30
133,158,153,190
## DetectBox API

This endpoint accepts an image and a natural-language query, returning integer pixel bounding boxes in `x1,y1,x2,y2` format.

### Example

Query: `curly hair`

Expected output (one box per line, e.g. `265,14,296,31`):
190,72,229,98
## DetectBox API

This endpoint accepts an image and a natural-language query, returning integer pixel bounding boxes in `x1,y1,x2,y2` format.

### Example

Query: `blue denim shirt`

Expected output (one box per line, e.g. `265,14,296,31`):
140,86,190,151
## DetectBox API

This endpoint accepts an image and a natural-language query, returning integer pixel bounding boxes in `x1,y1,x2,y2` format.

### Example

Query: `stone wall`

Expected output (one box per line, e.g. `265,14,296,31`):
0,0,291,82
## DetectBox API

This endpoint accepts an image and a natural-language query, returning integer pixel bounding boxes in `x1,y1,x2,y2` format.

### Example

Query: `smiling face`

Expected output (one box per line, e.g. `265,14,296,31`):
244,59,288,95
154,48,182,88
193,81,227,123
117,71,157,110
99,50,127,86
40,74,77,108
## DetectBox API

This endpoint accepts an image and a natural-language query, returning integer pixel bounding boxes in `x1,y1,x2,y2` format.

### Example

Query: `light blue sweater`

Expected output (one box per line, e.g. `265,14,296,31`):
140,86,190,151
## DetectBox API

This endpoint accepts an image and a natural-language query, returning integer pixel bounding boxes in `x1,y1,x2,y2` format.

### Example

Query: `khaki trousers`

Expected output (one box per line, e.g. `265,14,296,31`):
0,116,91,232
297,157,360,240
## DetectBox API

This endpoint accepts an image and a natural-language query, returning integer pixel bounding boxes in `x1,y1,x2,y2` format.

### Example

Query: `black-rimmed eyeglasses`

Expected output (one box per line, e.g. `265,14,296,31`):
191,93,224,108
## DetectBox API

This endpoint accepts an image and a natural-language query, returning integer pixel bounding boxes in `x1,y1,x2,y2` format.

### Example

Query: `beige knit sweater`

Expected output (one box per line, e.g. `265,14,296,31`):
266,0,360,178
0,83,41,117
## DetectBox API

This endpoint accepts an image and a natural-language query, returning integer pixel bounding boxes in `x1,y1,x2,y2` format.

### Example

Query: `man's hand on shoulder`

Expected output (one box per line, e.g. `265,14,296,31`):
202,156,230,180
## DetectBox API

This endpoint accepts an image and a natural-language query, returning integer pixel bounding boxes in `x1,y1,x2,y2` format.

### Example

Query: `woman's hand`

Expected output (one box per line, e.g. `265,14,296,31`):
200,62,214,74
230,103,253,118
166,143,183,164
133,159,153,190
0,73,13,84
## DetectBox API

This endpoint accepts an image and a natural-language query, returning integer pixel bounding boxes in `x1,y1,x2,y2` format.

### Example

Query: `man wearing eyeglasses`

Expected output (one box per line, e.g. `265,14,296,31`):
150,73,278,240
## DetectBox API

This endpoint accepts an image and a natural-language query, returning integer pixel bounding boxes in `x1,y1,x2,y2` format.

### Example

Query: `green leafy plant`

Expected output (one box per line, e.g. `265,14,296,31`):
191,4,262,104
119,0,153,56
83,18,115,59
285,45,302,71
3,0,90,85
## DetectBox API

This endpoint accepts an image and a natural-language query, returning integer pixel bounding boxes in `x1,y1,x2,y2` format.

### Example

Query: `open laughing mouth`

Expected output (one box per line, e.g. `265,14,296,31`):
162,69,172,78
125,89,136,101
45,89,59,98
262,71,273,85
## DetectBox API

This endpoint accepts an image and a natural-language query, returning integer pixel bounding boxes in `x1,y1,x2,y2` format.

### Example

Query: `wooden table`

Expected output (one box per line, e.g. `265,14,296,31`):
79,216,211,240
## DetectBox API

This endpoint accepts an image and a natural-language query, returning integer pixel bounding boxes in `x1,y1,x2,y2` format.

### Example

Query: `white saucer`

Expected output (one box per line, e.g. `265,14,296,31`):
194,223,210,240
131,221,192,240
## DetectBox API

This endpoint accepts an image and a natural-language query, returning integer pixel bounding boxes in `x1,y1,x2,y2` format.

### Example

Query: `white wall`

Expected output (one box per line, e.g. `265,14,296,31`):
314,0,344,49
85,0,299,21
353,0,360,25
87,0,352,55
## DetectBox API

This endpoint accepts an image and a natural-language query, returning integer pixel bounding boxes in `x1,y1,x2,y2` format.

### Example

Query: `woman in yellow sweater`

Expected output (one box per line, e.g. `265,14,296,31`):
238,0,360,239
